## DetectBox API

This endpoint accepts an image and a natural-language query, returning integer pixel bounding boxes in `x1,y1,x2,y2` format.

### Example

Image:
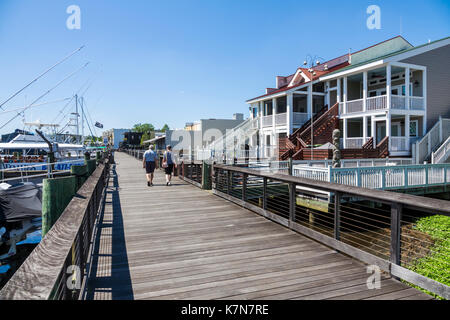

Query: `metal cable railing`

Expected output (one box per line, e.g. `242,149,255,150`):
210,163,450,299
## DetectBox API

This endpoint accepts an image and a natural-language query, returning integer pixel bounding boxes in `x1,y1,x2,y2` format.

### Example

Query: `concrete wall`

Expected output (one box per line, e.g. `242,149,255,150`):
401,44,450,128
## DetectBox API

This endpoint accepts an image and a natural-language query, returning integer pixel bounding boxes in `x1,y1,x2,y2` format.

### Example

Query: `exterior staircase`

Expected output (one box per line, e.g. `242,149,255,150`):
413,117,450,164
280,103,339,160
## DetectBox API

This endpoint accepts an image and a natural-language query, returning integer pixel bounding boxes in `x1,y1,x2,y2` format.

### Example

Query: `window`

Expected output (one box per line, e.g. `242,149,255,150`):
276,96,287,113
410,120,419,137
293,95,307,113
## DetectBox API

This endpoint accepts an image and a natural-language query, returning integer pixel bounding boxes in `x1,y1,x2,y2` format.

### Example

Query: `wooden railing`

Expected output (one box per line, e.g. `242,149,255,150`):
0,153,112,300
211,164,450,299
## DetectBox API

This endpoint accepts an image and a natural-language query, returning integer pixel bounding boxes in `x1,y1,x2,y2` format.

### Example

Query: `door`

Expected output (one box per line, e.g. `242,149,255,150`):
376,122,386,144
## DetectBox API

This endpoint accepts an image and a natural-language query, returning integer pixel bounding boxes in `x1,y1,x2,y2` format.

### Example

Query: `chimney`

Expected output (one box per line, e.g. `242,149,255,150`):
233,113,244,121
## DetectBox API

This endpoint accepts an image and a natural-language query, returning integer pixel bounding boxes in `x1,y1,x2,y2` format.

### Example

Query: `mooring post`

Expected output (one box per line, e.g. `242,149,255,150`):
41,176,77,237
71,164,88,190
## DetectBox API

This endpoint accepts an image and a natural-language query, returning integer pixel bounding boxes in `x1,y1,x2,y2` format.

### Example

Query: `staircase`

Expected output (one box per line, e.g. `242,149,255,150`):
281,103,339,160
413,117,450,164
431,136,450,164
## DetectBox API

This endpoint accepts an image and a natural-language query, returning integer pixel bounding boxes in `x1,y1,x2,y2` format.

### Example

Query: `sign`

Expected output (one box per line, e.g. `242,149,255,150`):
1,160,85,171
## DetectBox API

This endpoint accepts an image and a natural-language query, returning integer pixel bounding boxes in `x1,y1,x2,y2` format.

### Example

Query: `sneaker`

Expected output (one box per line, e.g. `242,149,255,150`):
166,182,169,186
147,181,150,187
150,183,154,187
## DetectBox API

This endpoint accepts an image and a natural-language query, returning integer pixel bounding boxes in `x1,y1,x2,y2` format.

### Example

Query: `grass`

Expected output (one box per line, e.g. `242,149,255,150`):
407,214,450,299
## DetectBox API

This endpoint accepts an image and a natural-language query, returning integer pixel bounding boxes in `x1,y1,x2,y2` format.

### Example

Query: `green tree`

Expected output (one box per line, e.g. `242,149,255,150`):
160,124,170,132
133,123,155,133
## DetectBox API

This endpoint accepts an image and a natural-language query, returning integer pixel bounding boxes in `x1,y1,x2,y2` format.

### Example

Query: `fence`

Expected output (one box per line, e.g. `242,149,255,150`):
0,153,112,300
292,163,450,190
211,164,450,299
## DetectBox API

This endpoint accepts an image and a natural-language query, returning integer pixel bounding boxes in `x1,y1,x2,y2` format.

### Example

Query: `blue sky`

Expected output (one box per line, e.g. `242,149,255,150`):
0,0,449,135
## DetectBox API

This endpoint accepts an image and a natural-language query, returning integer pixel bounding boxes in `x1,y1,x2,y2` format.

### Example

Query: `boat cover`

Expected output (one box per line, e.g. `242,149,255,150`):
0,183,42,224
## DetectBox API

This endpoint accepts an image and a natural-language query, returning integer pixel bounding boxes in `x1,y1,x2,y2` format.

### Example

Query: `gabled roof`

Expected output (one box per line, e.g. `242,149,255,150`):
247,35,449,103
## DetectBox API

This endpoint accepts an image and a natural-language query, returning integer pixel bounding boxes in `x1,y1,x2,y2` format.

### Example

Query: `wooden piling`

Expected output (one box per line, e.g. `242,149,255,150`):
41,176,77,237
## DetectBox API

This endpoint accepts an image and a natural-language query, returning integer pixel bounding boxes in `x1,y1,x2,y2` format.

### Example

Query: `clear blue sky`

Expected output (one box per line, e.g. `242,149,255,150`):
0,0,449,135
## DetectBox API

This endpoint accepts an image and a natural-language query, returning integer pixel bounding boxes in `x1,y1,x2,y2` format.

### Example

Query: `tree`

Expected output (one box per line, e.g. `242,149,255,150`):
160,124,170,132
133,123,155,133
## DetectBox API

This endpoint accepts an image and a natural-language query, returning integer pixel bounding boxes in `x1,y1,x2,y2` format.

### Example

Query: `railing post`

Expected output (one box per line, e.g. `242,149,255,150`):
227,170,232,195
289,182,296,227
334,192,341,240
242,173,247,201
263,177,267,210
381,169,386,189
288,157,293,176
404,167,409,188
425,164,429,185
390,203,403,266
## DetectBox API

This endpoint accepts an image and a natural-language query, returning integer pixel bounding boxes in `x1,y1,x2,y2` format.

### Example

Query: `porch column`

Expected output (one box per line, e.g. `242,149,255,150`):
371,116,376,148
343,76,348,113
386,113,391,152
326,81,330,109
337,78,341,103
405,114,410,152
423,68,427,135
363,116,368,144
307,83,313,120
272,98,277,155
386,64,392,109
272,97,277,133
405,67,410,109
287,93,293,135
363,71,368,112
343,118,348,149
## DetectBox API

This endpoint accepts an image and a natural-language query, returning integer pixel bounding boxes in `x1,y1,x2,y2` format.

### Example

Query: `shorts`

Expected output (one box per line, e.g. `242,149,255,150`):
145,161,156,174
165,163,174,175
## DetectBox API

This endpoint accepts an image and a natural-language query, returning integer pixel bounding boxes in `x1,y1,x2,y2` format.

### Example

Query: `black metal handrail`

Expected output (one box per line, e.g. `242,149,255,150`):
211,163,450,299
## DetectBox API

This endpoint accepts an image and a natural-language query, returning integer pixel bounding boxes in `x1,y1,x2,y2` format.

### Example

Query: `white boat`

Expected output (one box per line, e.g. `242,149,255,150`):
0,134,85,170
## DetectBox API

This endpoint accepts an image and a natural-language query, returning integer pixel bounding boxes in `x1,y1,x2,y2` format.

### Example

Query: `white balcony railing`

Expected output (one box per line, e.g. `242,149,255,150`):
345,137,367,148
262,115,272,127
366,95,387,111
275,113,287,125
391,95,406,110
391,136,408,151
340,95,425,115
410,96,425,110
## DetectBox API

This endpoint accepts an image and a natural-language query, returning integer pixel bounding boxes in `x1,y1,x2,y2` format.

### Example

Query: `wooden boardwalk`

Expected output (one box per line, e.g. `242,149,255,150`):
84,152,432,300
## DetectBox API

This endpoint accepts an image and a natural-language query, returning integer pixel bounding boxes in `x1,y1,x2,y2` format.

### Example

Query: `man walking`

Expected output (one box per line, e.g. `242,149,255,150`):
143,145,157,187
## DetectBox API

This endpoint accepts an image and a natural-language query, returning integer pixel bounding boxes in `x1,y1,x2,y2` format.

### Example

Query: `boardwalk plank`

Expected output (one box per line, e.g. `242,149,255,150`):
84,152,432,300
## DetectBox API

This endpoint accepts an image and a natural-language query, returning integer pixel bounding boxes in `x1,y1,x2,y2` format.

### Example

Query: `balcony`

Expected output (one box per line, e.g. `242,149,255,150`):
339,95,425,115
262,115,272,127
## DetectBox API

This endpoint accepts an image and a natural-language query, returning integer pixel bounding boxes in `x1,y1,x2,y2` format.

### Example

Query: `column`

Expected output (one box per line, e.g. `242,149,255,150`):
363,71,368,112
287,93,293,135
343,118,348,149
405,114,410,152
307,83,313,120
325,81,330,109
363,116,368,144
337,78,341,103
371,116,376,148
405,67,410,109
386,114,391,152
422,68,427,135
343,76,348,114
272,98,277,151
386,64,392,109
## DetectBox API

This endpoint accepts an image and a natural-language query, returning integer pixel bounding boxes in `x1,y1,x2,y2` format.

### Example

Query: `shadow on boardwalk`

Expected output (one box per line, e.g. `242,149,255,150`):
85,165,134,300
